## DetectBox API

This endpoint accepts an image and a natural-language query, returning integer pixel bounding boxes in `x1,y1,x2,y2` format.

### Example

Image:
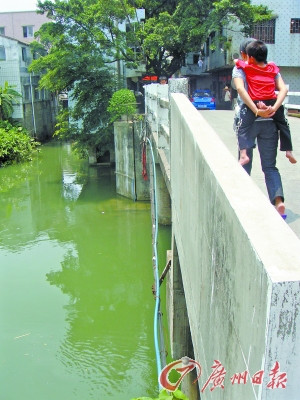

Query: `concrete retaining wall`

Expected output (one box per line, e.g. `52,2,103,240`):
21,101,56,140
170,93,300,400
114,120,149,201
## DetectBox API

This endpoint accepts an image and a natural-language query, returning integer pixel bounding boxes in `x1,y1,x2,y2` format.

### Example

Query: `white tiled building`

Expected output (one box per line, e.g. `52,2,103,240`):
0,35,56,139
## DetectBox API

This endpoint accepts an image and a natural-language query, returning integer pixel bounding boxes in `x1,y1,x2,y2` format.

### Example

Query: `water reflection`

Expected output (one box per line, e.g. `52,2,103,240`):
62,172,83,201
0,142,158,399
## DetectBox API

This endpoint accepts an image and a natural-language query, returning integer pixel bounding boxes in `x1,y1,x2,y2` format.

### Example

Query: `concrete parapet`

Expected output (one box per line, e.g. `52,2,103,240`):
170,92,300,400
151,132,170,195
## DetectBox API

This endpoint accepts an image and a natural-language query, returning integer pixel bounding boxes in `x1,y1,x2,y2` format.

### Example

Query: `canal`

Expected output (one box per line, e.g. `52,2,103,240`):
0,142,171,400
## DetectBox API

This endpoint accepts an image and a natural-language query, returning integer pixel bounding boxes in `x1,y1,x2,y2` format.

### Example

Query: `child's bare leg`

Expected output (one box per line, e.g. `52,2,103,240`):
286,151,297,164
239,149,250,166
275,196,285,215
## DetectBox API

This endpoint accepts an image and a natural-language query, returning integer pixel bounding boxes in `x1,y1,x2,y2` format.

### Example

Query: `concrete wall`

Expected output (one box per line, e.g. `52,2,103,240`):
22,100,56,140
170,93,300,399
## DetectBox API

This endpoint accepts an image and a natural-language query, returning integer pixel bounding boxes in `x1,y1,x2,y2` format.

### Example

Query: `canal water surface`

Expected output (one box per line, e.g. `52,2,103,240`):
0,142,170,400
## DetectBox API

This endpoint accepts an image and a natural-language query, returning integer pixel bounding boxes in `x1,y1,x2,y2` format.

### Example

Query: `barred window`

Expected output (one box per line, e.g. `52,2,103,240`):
252,19,276,44
290,18,300,33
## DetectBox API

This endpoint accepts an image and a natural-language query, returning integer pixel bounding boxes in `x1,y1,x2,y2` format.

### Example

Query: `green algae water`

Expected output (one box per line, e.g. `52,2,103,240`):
0,142,170,400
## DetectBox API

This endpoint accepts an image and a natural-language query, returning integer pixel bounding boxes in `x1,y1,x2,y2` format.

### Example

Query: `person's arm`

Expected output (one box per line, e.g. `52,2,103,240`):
233,77,275,118
234,59,244,68
271,75,288,112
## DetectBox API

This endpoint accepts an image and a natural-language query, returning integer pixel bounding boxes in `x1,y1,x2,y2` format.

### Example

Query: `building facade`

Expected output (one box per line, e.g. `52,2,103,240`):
0,35,56,140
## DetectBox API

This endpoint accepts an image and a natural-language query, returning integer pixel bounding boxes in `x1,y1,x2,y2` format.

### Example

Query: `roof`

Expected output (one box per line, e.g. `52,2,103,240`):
0,34,29,46
0,11,38,14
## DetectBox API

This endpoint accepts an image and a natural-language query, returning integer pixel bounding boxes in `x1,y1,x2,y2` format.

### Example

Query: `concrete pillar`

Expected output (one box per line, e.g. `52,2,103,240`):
168,77,189,97
133,121,150,201
88,147,97,164
114,121,135,199
167,235,192,358
114,119,150,201
156,164,171,225
167,235,200,399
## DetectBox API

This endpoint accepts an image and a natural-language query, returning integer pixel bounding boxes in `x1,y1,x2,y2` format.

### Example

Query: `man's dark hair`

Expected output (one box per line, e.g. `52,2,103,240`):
239,37,255,54
246,40,268,63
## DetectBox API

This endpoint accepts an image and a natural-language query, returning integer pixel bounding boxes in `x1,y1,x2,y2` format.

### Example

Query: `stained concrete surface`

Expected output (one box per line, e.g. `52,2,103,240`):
200,110,300,237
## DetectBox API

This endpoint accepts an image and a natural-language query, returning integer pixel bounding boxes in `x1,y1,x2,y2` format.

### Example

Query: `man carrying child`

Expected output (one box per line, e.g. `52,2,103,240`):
234,40,297,166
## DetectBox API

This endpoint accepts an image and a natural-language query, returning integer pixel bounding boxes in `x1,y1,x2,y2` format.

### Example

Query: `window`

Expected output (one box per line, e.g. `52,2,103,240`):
0,46,5,60
34,87,40,100
252,19,276,44
23,25,34,38
40,88,45,100
23,85,31,101
0,27,5,35
290,18,300,33
210,31,215,53
41,89,49,100
22,47,27,61
193,54,199,64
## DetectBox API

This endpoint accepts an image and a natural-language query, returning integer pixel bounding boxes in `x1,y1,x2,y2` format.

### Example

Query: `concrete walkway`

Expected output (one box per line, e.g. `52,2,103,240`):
200,110,300,237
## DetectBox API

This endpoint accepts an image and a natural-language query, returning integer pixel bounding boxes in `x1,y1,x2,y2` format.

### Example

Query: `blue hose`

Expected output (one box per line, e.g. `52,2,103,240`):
146,137,162,382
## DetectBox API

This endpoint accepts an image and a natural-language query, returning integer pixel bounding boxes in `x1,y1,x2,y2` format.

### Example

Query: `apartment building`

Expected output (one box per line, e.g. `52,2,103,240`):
0,35,56,139
0,11,49,44
184,0,300,108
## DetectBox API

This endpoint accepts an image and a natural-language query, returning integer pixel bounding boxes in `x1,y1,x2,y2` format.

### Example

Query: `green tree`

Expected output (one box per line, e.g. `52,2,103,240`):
30,0,137,157
0,81,22,121
29,0,272,155
130,0,272,77
32,0,272,85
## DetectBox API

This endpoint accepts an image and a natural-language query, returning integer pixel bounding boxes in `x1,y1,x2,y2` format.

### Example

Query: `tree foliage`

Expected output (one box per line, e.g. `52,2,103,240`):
0,81,22,121
30,0,136,157
129,0,272,77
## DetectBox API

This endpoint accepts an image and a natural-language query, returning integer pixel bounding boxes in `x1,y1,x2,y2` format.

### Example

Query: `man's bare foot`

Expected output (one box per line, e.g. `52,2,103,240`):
286,151,297,164
275,197,285,215
239,150,249,166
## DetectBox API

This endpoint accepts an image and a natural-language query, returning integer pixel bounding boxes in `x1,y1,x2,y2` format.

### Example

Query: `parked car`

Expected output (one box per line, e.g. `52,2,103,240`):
190,89,216,110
